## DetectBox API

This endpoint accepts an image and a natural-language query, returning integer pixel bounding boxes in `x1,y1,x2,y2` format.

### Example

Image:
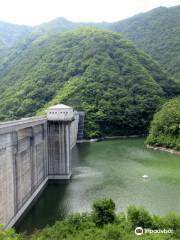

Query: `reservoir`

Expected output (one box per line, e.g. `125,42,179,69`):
16,138,180,234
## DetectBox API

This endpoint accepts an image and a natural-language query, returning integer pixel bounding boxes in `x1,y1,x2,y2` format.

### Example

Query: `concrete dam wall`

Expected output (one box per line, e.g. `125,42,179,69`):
0,107,84,229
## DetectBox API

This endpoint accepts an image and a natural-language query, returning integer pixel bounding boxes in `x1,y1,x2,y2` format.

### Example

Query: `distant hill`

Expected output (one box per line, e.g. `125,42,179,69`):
31,6,180,81
0,21,32,64
32,17,83,35
0,18,104,48
1,5,180,81
24,6,180,81
0,21,32,47
0,28,179,138
0,18,109,69
31,17,110,37
0,39,7,58
111,6,180,80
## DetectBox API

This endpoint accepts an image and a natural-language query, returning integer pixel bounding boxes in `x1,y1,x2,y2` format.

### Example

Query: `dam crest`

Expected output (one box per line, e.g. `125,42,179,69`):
0,104,85,229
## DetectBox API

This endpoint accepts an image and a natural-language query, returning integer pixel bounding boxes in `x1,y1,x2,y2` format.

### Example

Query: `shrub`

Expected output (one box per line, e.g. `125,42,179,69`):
127,205,153,229
103,224,122,240
64,213,94,231
92,199,116,227
0,225,23,240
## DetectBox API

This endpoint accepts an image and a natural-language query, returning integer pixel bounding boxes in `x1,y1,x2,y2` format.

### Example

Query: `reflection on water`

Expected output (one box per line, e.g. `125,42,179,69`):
16,138,180,234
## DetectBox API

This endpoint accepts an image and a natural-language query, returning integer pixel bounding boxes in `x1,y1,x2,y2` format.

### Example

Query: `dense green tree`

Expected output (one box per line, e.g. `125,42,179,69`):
92,199,116,226
127,205,153,229
146,97,180,150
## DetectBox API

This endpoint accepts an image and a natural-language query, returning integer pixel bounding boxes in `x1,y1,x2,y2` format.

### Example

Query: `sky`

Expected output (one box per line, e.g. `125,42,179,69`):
0,0,180,26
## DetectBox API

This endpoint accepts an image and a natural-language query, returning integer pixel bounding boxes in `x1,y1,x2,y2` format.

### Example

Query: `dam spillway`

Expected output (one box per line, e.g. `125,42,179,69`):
0,105,84,229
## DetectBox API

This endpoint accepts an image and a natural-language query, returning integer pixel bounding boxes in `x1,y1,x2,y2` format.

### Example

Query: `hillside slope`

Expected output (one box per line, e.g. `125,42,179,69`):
0,28,179,137
146,97,180,150
0,19,108,72
21,6,180,81
0,21,32,47
111,6,180,80
0,21,32,65
1,5,180,82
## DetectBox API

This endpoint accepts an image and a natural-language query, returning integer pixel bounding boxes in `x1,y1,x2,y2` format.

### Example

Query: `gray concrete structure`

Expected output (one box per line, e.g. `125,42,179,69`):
48,121,72,179
0,108,84,229
0,118,48,229
77,112,85,140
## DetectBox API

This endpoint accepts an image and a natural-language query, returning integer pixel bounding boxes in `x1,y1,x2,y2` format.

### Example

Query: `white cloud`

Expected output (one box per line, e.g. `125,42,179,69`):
0,0,179,26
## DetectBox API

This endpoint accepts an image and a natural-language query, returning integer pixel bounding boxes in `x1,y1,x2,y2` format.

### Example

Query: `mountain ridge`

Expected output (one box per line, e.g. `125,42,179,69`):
0,5,179,81
0,27,179,138
111,5,180,80
0,21,32,47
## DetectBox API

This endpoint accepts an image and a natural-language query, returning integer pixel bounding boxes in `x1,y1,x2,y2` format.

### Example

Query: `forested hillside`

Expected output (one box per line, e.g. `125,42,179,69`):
0,21,31,47
111,6,180,81
0,18,109,73
0,28,179,138
146,97,180,150
0,39,7,61
1,5,180,81
17,6,180,81
0,21,32,66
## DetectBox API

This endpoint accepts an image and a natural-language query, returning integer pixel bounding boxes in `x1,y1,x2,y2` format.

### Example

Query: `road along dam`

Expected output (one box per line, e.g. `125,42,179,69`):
0,104,85,229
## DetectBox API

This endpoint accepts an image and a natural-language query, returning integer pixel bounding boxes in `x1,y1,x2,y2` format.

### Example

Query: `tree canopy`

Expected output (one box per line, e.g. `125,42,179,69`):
0,27,179,138
146,97,180,150
111,6,180,82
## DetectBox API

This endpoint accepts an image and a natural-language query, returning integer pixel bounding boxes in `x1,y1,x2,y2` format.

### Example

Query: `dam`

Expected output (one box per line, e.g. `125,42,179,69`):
0,104,84,229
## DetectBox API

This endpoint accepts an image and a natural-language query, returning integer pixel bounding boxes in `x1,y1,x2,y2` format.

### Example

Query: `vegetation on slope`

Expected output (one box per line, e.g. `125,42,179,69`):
1,199,180,239
1,5,180,82
0,28,179,138
111,6,180,81
0,21,32,69
0,21,31,47
31,17,108,36
146,97,180,150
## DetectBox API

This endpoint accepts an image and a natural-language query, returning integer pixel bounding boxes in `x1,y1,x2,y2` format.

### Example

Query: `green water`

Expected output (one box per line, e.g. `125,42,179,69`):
16,138,180,234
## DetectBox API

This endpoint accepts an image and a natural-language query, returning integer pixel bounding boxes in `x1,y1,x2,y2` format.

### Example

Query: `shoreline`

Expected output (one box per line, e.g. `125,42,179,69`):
77,138,180,156
77,134,145,143
147,145,180,155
